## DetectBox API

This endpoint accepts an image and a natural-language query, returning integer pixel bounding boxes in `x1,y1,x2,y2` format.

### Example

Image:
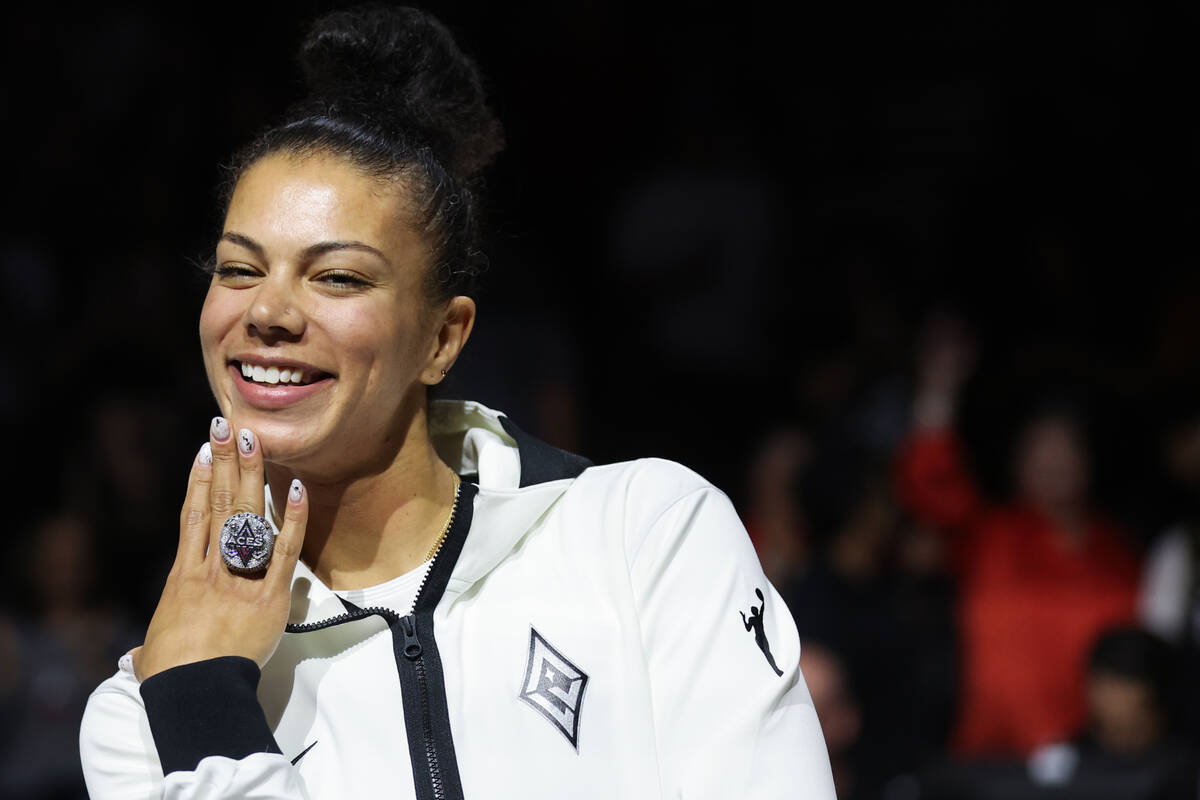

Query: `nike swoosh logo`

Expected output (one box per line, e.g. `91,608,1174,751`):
291,740,318,766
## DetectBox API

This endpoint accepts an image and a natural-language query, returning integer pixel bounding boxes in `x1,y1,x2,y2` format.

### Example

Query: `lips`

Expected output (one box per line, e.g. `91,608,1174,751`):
227,359,335,409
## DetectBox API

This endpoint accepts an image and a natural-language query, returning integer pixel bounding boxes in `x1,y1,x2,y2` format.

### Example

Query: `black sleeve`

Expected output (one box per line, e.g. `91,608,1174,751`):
139,656,283,774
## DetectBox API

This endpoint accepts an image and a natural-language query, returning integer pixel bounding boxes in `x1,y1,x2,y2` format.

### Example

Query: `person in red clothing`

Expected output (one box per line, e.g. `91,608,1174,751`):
894,315,1140,757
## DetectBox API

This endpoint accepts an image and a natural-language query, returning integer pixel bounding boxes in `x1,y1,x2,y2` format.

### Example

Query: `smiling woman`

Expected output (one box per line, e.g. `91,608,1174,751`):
200,152,473,491
77,5,834,799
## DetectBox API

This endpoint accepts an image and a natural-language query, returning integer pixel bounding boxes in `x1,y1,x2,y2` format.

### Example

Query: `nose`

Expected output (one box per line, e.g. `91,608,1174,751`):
245,274,305,340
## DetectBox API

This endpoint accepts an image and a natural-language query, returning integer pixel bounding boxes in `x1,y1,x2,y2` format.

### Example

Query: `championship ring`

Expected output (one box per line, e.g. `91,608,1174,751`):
219,512,275,575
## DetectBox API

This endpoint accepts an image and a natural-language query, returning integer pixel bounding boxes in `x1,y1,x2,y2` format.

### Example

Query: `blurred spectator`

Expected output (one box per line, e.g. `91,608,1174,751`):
1138,395,1200,740
743,427,812,586
60,386,186,621
915,626,1197,800
894,315,1141,757
0,511,138,799
1081,627,1174,756
1139,402,1200,643
799,642,862,798
786,464,957,796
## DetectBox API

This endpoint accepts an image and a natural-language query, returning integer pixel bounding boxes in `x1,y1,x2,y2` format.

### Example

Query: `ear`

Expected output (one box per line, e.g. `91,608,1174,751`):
421,296,476,385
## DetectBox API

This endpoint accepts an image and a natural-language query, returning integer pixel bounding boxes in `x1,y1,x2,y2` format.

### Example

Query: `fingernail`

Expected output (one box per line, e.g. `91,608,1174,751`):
238,428,255,455
198,442,212,466
289,478,304,504
211,416,230,442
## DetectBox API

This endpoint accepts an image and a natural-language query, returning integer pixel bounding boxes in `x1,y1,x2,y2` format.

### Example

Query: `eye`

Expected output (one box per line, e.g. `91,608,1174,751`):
214,263,262,284
315,270,372,290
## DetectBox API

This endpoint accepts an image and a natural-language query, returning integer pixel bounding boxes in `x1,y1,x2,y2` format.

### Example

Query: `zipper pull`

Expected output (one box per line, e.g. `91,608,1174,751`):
400,614,423,660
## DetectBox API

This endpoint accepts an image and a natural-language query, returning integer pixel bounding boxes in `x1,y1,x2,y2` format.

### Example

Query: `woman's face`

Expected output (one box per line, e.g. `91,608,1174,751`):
199,152,454,478
1015,416,1090,512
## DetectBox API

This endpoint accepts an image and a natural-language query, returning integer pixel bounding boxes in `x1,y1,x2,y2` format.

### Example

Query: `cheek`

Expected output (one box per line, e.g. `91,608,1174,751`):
198,289,242,370
331,307,429,388
200,287,237,337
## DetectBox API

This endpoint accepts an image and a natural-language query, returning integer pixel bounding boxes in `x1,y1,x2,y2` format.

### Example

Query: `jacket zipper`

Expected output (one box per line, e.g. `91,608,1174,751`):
400,615,446,800
283,482,469,800
396,499,453,800
285,607,451,800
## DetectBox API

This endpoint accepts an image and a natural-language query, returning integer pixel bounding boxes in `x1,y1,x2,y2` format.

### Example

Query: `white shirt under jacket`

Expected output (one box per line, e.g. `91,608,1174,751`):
80,400,835,799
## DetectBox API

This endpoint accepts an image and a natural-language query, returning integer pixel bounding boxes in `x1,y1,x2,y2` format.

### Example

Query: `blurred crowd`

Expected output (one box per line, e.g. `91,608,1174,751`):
6,2,1200,798
743,313,1200,799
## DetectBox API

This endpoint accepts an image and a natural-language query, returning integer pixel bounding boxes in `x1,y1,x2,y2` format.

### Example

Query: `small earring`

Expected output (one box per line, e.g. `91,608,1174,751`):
440,369,447,378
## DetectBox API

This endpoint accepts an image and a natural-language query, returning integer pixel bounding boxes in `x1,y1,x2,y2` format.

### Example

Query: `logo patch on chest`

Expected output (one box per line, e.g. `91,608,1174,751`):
519,627,588,750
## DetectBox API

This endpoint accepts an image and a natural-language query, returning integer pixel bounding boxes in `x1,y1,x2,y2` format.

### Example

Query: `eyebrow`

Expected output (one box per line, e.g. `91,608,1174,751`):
219,231,391,266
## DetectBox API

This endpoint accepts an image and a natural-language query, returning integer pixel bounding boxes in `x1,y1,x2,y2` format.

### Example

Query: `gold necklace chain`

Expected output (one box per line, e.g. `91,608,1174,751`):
424,471,462,563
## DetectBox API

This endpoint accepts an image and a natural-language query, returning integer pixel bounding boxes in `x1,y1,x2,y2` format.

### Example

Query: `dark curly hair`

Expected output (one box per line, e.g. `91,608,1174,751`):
221,4,504,302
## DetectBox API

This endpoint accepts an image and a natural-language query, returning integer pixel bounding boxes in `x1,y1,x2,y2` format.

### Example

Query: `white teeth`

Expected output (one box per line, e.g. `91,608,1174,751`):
239,362,313,386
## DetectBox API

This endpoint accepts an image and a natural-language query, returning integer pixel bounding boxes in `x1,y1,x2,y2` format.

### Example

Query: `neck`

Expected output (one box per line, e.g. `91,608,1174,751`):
1025,499,1089,549
266,402,458,591
1043,502,1086,538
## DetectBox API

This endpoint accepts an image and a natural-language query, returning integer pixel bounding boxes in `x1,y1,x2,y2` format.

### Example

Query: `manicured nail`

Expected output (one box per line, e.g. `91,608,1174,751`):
238,428,255,455
198,442,212,466
211,416,230,442
289,478,304,504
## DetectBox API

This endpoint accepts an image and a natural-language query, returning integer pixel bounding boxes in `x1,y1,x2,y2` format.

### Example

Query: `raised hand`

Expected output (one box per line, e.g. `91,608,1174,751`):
915,313,976,398
134,417,308,681
913,313,977,429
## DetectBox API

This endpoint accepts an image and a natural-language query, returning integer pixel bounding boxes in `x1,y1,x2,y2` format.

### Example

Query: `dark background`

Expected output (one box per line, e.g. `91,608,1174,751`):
6,2,1200,515
3,2,1200,797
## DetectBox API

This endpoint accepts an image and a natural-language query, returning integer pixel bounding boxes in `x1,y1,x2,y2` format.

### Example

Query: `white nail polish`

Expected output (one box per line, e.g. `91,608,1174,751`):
289,479,303,503
211,416,230,442
238,428,255,455
198,442,212,466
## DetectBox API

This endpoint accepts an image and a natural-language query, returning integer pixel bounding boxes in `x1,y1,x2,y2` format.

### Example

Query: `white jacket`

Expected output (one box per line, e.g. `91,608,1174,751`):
80,401,835,799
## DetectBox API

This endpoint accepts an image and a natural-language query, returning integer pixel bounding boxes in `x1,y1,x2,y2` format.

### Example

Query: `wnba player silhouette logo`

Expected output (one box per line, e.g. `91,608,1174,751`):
740,588,784,676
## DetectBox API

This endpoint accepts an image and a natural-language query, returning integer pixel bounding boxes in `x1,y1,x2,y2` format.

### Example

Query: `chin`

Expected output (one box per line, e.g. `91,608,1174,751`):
263,430,324,465
223,412,319,464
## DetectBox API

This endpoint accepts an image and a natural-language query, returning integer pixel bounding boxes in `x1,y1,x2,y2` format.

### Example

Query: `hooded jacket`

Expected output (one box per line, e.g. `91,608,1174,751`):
80,400,835,799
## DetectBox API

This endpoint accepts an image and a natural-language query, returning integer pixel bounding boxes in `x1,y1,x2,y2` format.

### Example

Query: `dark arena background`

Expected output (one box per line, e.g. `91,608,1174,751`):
4,2,1200,798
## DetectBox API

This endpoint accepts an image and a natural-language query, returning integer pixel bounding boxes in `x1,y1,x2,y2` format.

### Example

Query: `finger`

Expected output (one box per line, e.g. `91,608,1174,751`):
176,442,213,565
267,478,309,592
233,428,265,516
207,415,239,554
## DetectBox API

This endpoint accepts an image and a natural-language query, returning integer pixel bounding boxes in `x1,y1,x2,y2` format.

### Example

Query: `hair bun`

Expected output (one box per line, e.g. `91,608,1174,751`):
299,4,503,180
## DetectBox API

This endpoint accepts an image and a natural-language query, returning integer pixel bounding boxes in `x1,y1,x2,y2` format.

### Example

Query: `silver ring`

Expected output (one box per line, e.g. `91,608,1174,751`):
219,512,275,575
